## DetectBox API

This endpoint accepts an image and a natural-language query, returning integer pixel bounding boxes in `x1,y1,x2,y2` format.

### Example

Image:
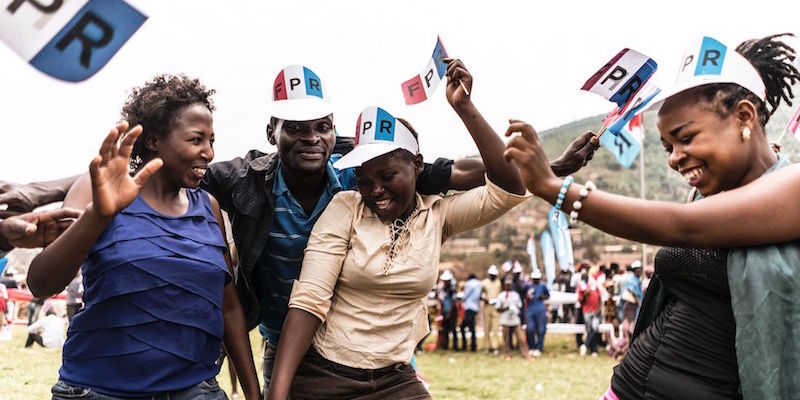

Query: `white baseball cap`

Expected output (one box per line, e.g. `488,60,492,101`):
268,65,334,121
645,36,766,112
502,261,513,273
512,261,523,273
488,265,499,276
532,270,543,279
631,260,642,269
440,270,454,281
332,106,419,169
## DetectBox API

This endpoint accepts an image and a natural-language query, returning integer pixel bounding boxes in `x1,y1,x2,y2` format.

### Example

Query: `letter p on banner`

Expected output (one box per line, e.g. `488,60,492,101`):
0,0,147,82
581,48,657,108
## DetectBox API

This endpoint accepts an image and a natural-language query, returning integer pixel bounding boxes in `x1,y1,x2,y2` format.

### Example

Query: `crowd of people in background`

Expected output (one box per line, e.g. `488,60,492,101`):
427,259,649,361
0,262,78,348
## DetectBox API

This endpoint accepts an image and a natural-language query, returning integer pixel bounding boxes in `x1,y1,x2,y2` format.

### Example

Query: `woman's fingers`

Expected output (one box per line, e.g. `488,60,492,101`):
132,158,163,189
88,154,104,185
98,126,119,165
119,125,143,160
504,120,540,144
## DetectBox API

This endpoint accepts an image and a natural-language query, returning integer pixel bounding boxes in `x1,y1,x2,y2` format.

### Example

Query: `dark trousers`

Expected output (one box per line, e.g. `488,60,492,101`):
290,347,431,400
25,301,43,348
459,310,477,351
525,309,547,351
575,308,585,346
66,303,83,322
25,333,44,347
584,311,600,354
440,316,457,350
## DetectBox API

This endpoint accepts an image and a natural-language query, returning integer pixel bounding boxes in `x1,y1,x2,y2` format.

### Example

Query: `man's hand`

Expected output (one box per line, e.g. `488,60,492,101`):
0,208,82,250
0,175,80,219
549,131,601,177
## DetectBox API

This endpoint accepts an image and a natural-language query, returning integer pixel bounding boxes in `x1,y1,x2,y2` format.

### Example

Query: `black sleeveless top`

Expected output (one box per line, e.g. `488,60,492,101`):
610,247,741,399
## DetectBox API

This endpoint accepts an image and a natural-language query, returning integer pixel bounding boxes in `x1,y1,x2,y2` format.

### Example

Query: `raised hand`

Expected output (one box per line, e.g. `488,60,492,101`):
0,208,82,249
503,119,561,196
550,131,602,177
444,58,472,109
89,121,162,218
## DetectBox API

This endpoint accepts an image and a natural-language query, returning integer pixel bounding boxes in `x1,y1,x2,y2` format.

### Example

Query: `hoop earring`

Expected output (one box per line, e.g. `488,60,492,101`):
741,127,751,141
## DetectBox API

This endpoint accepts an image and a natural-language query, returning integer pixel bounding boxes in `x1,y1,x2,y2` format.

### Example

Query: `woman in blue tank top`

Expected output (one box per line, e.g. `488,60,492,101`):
28,75,260,399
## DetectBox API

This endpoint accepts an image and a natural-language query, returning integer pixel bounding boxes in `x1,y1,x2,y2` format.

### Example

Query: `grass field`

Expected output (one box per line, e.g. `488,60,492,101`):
0,325,615,399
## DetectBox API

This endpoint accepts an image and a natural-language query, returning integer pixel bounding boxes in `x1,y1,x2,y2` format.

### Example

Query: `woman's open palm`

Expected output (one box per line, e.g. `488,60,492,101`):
88,121,163,217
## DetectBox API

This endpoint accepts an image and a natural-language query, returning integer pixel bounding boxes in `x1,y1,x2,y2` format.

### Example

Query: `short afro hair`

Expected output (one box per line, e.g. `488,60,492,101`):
122,74,215,168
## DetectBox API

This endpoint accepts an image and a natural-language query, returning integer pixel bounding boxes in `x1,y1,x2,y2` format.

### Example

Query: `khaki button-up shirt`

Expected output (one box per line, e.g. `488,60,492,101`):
289,178,529,368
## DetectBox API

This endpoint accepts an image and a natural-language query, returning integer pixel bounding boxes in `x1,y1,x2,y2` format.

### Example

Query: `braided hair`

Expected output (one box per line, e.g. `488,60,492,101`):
122,74,216,171
699,33,800,127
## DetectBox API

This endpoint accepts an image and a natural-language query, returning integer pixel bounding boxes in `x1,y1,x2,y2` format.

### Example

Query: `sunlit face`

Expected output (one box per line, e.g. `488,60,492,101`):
270,116,335,175
355,150,423,223
154,103,215,188
657,90,755,196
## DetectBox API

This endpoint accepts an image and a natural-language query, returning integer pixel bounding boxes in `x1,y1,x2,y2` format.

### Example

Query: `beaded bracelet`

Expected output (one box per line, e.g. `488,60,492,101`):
553,176,574,224
569,181,596,224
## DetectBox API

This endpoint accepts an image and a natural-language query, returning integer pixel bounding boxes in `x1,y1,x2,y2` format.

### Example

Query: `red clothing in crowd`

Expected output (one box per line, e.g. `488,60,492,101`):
578,283,601,314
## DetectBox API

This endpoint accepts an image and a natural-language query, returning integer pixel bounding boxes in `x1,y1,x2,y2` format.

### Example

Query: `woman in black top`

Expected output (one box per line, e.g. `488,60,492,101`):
504,33,800,399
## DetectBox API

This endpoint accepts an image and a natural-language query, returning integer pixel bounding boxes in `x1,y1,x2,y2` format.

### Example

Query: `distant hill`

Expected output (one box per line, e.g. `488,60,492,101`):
442,101,800,278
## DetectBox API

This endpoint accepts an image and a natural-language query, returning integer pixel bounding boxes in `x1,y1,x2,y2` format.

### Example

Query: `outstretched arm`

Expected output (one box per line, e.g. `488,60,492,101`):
28,122,162,297
210,195,260,399
444,58,524,195
266,309,321,400
445,130,600,191
0,208,82,251
0,175,80,218
504,120,800,248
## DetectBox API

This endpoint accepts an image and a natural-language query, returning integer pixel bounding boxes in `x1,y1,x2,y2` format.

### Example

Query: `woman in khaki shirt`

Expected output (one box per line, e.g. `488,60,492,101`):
267,59,527,400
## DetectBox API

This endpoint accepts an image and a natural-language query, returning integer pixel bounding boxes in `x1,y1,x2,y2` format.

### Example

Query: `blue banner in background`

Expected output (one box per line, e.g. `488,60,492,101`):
540,230,555,288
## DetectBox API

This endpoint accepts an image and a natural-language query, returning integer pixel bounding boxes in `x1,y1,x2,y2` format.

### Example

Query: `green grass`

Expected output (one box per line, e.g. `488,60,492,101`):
0,325,615,399
417,334,615,399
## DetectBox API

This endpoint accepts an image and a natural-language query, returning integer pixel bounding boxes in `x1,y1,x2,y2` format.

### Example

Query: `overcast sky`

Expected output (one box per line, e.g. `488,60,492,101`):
1,0,798,183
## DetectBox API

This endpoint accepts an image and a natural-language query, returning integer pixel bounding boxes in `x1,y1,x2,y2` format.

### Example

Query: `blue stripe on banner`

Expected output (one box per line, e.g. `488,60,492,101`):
374,107,396,141
600,126,641,169
29,0,146,82
432,38,448,79
607,87,661,135
695,37,726,77
303,66,323,98
609,58,657,107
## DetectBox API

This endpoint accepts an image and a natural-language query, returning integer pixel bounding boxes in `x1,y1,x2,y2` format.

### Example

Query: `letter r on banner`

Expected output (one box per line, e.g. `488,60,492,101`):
27,0,147,82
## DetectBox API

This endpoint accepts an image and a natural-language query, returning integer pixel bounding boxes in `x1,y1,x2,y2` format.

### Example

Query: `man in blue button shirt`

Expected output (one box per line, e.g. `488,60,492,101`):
460,273,482,352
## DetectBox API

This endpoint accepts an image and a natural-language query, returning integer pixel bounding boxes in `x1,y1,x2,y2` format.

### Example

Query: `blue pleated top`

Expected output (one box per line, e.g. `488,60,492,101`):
59,188,230,396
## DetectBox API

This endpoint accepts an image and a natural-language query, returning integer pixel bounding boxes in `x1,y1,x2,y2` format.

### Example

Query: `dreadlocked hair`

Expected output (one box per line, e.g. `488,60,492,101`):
699,33,800,127
122,74,216,171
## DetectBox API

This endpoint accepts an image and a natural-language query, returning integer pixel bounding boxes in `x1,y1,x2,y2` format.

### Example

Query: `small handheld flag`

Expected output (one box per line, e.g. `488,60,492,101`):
775,105,800,147
0,0,147,82
402,36,452,105
581,48,657,138
600,114,642,169
788,106,800,136
606,83,661,136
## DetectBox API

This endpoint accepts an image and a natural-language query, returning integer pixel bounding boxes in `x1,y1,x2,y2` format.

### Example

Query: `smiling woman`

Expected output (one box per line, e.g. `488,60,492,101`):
266,59,529,400
503,34,800,399
26,75,261,399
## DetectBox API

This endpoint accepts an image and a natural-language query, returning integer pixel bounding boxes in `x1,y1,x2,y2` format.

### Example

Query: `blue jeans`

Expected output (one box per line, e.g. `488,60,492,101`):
525,308,547,351
51,378,227,400
583,311,600,354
